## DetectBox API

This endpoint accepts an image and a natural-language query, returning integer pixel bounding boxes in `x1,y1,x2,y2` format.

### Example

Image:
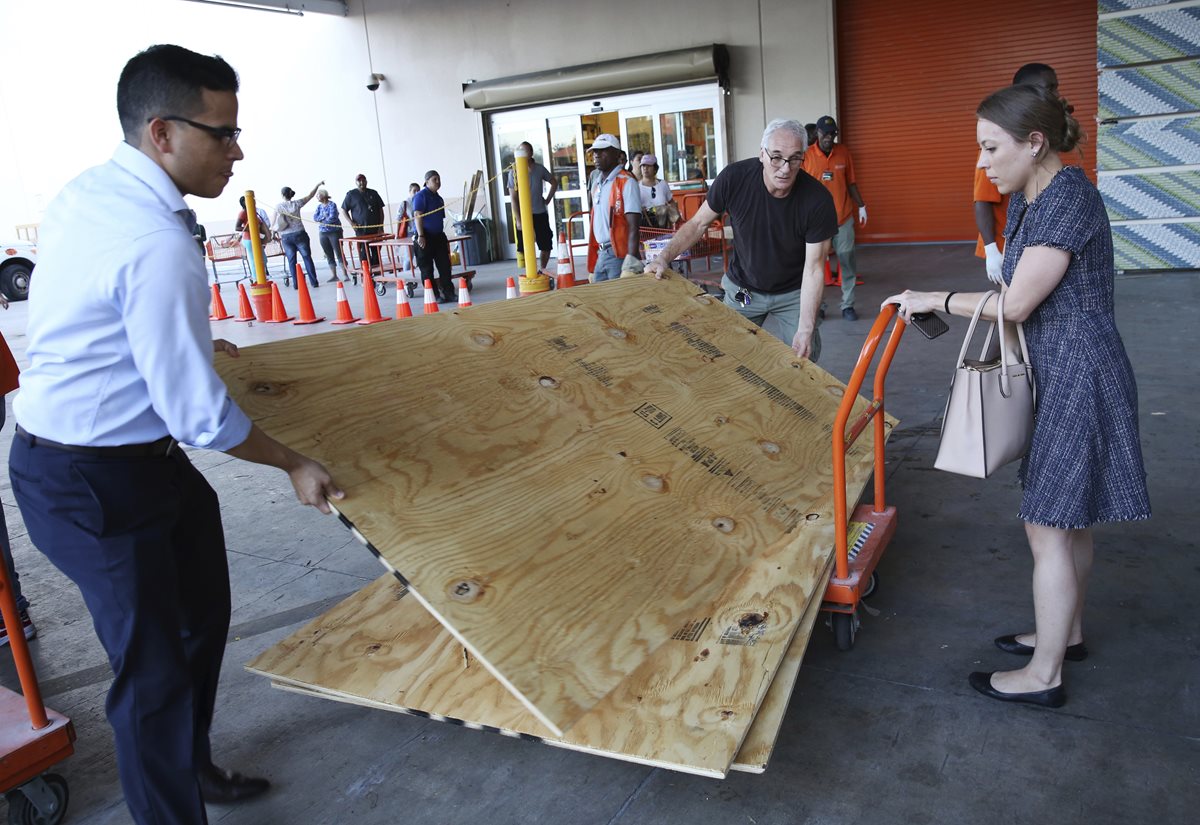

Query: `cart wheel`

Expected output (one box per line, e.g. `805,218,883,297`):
832,612,857,651
862,571,879,600
375,280,387,297
7,773,69,825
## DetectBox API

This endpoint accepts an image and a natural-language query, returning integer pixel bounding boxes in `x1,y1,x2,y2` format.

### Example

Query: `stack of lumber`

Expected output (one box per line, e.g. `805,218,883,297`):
217,275,891,777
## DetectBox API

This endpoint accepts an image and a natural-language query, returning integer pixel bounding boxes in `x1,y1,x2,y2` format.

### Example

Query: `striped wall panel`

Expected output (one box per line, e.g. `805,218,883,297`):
1099,0,1192,12
1097,116,1200,171
1098,7,1200,66
1099,61,1200,118
1100,171,1200,219
1112,222,1200,269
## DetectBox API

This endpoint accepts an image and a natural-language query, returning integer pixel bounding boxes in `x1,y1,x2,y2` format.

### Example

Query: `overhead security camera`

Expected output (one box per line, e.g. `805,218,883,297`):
367,73,385,92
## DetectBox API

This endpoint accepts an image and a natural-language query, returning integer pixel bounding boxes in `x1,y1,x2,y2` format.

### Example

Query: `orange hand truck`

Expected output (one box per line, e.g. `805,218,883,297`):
822,304,907,650
0,561,75,824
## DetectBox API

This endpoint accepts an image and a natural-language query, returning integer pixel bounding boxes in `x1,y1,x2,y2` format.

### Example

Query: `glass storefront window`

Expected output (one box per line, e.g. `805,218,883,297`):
555,197,585,241
624,115,654,158
659,109,717,183
549,120,580,192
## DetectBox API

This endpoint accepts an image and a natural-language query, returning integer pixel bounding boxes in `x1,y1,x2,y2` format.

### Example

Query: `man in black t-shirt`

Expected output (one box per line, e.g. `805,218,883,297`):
646,119,836,361
341,173,386,268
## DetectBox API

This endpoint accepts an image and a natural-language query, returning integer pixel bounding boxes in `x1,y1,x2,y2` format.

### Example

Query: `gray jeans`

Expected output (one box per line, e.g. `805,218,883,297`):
592,246,622,282
720,274,821,363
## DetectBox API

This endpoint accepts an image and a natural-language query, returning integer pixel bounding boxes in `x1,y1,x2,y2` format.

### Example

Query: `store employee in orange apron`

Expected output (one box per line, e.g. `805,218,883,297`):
803,115,868,320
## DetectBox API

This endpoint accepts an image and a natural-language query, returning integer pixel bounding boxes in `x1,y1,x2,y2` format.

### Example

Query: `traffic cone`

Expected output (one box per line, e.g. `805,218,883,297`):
234,282,256,322
209,283,232,320
395,282,414,319
554,231,575,289
824,259,839,287
457,277,472,308
293,266,325,325
505,276,518,300
356,259,390,325
423,279,440,314
331,281,359,324
266,282,294,323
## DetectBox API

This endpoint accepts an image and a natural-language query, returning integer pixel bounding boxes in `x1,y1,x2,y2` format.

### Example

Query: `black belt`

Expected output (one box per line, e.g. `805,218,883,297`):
16,425,178,458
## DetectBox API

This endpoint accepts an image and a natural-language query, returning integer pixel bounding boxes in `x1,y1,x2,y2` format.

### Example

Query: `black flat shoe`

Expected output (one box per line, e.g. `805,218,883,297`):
197,764,270,804
994,634,1089,661
968,671,1066,708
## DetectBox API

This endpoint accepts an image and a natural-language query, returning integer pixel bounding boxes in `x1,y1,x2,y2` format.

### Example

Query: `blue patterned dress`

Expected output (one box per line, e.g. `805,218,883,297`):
1002,166,1151,529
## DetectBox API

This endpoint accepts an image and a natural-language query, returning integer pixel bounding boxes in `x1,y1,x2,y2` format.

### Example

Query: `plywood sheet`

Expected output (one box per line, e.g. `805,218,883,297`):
251,554,832,777
221,275,883,738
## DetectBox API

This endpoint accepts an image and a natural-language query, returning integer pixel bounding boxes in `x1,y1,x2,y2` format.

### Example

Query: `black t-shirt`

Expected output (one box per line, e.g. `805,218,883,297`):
341,187,385,230
706,157,837,293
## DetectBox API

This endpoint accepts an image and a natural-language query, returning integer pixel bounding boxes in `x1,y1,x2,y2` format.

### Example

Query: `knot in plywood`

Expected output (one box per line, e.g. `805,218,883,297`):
711,517,736,533
471,332,496,347
448,579,485,603
640,474,666,492
538,376,560,389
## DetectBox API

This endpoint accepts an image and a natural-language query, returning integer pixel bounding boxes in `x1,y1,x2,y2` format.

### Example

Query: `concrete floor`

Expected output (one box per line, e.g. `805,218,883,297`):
0,247,1196,825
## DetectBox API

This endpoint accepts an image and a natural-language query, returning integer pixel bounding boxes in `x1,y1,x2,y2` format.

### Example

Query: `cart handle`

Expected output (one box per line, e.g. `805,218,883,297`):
0,558,49,730
831,304,907,580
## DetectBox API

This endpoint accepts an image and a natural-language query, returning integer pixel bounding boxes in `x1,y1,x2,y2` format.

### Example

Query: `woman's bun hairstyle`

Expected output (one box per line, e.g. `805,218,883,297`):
977,83,1084,158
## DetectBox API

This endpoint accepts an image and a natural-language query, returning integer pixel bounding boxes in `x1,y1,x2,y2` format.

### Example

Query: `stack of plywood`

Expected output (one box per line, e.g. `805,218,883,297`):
217,275,891,778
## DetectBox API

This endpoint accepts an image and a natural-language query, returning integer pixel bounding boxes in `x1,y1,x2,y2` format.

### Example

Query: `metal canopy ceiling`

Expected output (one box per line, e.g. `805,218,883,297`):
180,0,348,16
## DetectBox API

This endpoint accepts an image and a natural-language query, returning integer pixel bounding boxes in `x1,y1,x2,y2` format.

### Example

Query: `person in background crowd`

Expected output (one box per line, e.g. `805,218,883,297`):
9,44,343,825
341,173,385,270
586,133,641,282
313,187,349,283
628,149,645,181
638,154,676,228
646,119,836,361
274,182,322,289
883,83,1150,709
507,141,558,271
805,122,818,149
803,115,868,321
234,194,270,270
395,182,421,274
413,170,456,304
975,62,1059,284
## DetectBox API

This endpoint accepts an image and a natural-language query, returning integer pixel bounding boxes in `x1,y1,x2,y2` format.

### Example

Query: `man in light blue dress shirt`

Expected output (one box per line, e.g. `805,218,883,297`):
8,45,344,825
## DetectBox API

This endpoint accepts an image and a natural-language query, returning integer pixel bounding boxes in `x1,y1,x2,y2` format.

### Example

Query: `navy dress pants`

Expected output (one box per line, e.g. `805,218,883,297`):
9,437,230,825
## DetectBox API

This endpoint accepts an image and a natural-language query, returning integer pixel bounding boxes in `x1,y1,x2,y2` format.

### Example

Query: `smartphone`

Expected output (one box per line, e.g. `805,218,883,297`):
908,311,950,340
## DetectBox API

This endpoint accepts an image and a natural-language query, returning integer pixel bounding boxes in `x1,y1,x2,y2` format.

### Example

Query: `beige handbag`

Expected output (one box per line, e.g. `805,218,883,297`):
934,289,1036,479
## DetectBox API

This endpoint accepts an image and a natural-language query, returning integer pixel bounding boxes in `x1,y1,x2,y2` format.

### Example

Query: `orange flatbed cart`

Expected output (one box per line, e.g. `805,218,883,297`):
822,304,907,650
0,562,75,824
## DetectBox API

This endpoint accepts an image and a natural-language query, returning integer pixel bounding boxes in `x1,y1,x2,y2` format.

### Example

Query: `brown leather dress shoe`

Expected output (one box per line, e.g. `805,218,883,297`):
197,764,270,804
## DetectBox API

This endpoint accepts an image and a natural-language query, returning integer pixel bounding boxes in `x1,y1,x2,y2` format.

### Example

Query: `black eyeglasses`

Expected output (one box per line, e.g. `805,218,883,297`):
153,115,241,146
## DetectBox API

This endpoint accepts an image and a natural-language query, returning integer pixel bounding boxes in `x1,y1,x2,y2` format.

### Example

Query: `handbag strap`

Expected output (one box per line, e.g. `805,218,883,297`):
996,285,1033,398
955,292,999,367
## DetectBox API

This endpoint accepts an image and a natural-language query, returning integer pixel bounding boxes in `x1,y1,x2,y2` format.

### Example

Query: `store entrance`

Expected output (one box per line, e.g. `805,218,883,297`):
489,84,725,260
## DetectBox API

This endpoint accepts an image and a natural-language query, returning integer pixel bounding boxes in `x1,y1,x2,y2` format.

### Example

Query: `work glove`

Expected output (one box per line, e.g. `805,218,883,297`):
984,242,1003,284
621,254,644,277
858,205,868,226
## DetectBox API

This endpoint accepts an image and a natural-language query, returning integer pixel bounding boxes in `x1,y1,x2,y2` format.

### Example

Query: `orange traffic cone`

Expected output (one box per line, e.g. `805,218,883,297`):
233,282,256,322
457,277,472,308
423,279,440,314
554,231,575,289
209,283,232,320
293,265,325,325
356,259,391,325
824,258,839,287
505,276,518,300
265,282,294,323
331,281,359,324
395,282,414,319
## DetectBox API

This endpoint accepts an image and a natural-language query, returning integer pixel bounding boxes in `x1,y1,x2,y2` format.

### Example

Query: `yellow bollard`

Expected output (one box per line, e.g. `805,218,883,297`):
244,190,274,321
514,145,550,296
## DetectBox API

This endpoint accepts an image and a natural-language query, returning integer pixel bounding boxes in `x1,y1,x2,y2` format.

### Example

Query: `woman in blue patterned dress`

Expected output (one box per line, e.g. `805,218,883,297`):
883,84,1151,708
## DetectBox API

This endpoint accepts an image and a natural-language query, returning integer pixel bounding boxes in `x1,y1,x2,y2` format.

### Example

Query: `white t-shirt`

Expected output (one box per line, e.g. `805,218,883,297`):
639,179,673,208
